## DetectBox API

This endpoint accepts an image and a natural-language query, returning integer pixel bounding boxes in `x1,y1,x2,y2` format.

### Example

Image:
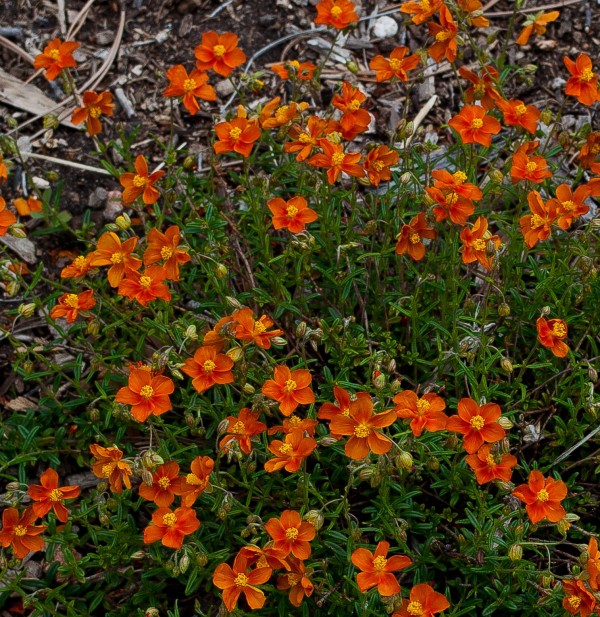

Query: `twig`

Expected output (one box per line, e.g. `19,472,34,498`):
23,152,112,175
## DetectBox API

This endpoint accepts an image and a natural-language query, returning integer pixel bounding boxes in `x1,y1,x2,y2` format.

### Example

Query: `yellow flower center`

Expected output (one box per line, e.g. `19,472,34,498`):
591,143,600,154
515,103,528,116
560,200,575,211
139,276,152,289
286,205,299,217
410,232,421,244
472,238,486,251
289,60,300,70
158,476,171,489
420,0,431,9
101,462,116,477
471,118,484,129
473,83,486,98
65,293,79,308
284,379,297,393
74,255,86,268
234,573,249,587
341,407,350,416
470,415,485,430
213,44,226,58
14,525,27,537
331,151,345,166
139,385,155,399
132,174,147,188
183,78,196,93
89,105,102,119
285,527,300,540
552,322,566,337
110,252,123,264
445,192,459,205
536,488,550,502
202,359,216,373
567,596,581,609
186,473,204,486
289,415,302,427
581,68,594,82
407,601,425,616
229,127,242,140
435,30,452,42
486,453,496,467
231,420,246,434
287,573,301,586
453,170,467,184
161,246,174,260
275,105,290,122
354,423,370,438
373,555,388,571
279,443,293,455
162,512,177,527
525,161,538,173
254,320,267,334
298,132,312,144
372,160,384,172
49,488,63,501
416,398,431,415
330,5,343,17
48,49,61,61
348,99,361,111
530,213,545,228
387,58,402,72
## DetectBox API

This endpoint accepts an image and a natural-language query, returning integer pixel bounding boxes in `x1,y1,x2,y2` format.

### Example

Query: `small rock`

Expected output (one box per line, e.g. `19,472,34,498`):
32,176,50,189
0,235,37,264
551,77,566,90
103,191,123,221
372,16,398,39
89,187,108,209
216,79,235,97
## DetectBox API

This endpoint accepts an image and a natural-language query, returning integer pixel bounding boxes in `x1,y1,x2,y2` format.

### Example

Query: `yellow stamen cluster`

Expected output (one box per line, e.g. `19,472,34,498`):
158,476,171,489
552,322,567,338
48,49,61,61
89,106,102,119
213,44,226,58
234,573,249,587
162,512,177,526
416,398,431,414
285,527,299,540
372,555,388,571
65,294,79,308
286,205,299,218
525,161,538,173
472,238,487,251
183,78,197,93
14,525,28,537
161,246,174,260
354,423,370,438
287,573,301,586
536,488,550,502
110,252,123,264
470,415,485,430
348,99,361,111
331,152,345,166
435,31,452,42
202,360,216,373
514,103,528,116
279,443,293,455
284,379,297,393
229,127,242,140
486,453,496,467
275,106,290,122
389,58,401,71
330,5,343,18
132,174,147,188
139,276,152,289
530,213,545,228
445,192,459,205
410,232,421,245
139,385,155,399
581,68,595,82
231,421,246,434
186,473,206,486
407,600,425,616
49,488,63,501
560,200,575,211
253,320,267,334
471,118,484,129
372,160,385,172
298,132,312,144
453,170,467,184
102,463,116,477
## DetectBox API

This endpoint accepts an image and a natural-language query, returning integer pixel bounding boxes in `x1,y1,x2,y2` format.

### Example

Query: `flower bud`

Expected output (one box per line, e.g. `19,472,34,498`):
500,358,513,374
427,456,440,471
179,554,190,574
87,408,100,422
241,382,255,395
588,364,598,383
346,60,359,74
373,373,386,390
18,303,36,318
540,306,551,316
5,482,20,491
22,360,34,374
226,347,244,363
508,544,523,561
556,518,571,535
115,213,131,230
184,413,196,429
225,296,243,309
140,470,154,487
400,171,411,185
304,510,324,531
270,336,287,346
296,322,307,338
215,264,228,279
185,324,197,340
390,378,403,394
358,467,375,481
319,436,339,447
86,319,101,336
395,451,413,471
540,573,554,588
498,302,510,317
497,416,513,430
145,608,160,617
142,450,164,469
131,550,146,559
488,169,503,184
99,514,110,525
196,551,208,567
539,109,553,125
43,114,60,130
182,155,197,171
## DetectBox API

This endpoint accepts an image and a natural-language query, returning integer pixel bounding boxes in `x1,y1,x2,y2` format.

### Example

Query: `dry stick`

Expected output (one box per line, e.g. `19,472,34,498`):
23,152,111,175
0,34,34,63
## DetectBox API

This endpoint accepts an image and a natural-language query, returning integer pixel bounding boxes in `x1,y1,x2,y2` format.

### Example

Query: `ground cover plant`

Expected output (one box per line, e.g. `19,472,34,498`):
0,0,599,615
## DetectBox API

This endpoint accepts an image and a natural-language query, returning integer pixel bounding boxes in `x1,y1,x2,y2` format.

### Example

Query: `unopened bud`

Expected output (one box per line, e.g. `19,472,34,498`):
373,373,386,390
296,322,307,338
304,510,324,531
6,482,20,491
319,436,339,447
182,155,197,171
498,302,510,317
142,450,164,469
217,418,230,434
43,114,60,130
508,543,523,561
588,364,598,382
242,382,255,395
270,336,287,346
145,608,160,617
18,303,36,318
498,416,513,430
390,378,402,394
558,132,570,148
225,296,243,309
226,347,244,362
185,324,197,340
130,551,146,559
395,451,414,471
184,413,196,428
179,554,190,574
346,60,359,74
540,573,554,588
488,169,503,184
500,358,513,374
196,551,208,567
556,518,571,535
87,320,101,336
9,226,27,239
88,408,100,422
22,360,34,374
427,456,440,471
400,171,411,185
170,369,184,380
539,109,552,125
540,306,551,316
140,470,154,487
358,467,375,481
115,213,131,230
215,264,228,279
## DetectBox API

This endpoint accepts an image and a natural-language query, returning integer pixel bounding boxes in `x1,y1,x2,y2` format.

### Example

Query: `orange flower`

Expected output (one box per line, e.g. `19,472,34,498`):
448,105,501,147
446,398,506,454
261,365,315,416
143,225,191,281
231,307,284,349
194,31,246,77
138,462,188,507
465,444,518,485
118,266,172,307
267,195,318,233
265,510,315,559
307,139,364,184
351,541,412,596
163,65,216,115
332,83,371,140
578,132,600,168
369,47,420,83
260,100,309,129
519,190,557,248
562,578,596,616
119,155,165,205
318,385,352,422
460,216,502,271
182,345,234,393
143,506,200,549
61,254,93,279
549,183,591,230
219,408,267,455
395,212,436,260
33,38,78,81
586,537,600,591
516,10,560,45
285,116,339,162
203,314,235,351
71,90,114,136
400,0,443,24
271,60,317,81
314,0,359,29
267,413,318,437
0,153,7,182
458,65,501,111
213,554,272,612
496,98,540,134
363,146,399,186
13,195,42,216
536,316,569,358
265,430,318,473
426,186,474,225
89,232,142,287
50,289,96,323
0,507,46,559
214,116,261,158
179,455,214,507
238,543,290,571
428,6,458,63
512,470,567,523
392,583,450,617
115,367,174,422
27,469,80,523
510,141,552,184
432,169,482,201
564,53,599,106
277,556,314,607
458,0,489,27
89,444,132,493
329,393,396,459
393,390,447,437
0,196,17,235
